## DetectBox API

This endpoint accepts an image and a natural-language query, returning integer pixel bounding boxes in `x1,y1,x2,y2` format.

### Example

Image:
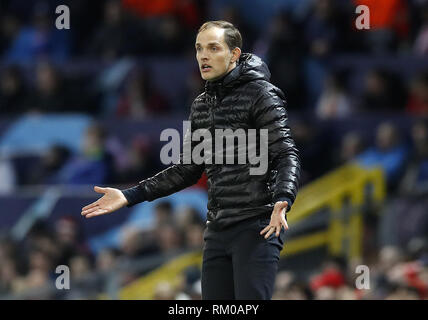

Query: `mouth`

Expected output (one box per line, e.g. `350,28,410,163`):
201,64,212,73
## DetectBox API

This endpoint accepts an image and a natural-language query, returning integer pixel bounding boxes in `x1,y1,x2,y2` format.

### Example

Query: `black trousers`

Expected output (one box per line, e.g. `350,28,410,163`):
201,215,285,300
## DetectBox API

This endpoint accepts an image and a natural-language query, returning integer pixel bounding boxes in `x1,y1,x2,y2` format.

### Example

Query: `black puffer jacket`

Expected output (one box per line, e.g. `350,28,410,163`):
123,53,301,230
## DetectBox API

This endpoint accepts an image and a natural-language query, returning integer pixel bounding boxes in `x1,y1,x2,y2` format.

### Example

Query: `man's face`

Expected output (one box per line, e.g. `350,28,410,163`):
195,26,237,81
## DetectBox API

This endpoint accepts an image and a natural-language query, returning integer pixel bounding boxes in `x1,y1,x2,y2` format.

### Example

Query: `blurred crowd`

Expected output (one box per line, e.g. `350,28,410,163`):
1,116,428,300
1,0,428,116
1,0,428,299
272,245,428,300
0,201,206,299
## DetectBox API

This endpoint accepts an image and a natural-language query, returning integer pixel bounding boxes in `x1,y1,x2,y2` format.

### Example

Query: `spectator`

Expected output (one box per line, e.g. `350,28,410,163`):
4,2,70,64
0,14,20,56
13,248,54,294
116,68,170,118
27,61,72,113
354,0,409,53
175,266,202,300
309,259,347,297
52,123,114,185
119,226,147,259
406,73,428,115
0,65,28,115
360,69,407,113
174,206,204,232
96,248,120,273
377,120,428,249
154,201,174,229
337,131,365,166
272,271,311,300
27,145,71,185
122,0,202,29
385,285,421,299
302,0,350,104
414,5,428,55
218,6,255,52
315,72,353,119
156,223,183,255
357,122,408,188
304,0,349,58
113,135,160,185
0,257,19,295
88,0,140,60
54,216,90,266
70,254,92,280
264,11,305,111
399,119,428,196
118,226,151,284
290,118,333,184
183,223,204,251
153,281,178,300
151,16,188,54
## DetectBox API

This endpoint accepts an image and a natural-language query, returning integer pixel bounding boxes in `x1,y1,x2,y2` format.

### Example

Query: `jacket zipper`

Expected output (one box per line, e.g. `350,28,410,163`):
210,93,219,212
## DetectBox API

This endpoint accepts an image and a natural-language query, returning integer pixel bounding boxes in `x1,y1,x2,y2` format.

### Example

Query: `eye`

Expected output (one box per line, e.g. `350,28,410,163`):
212,47,217,51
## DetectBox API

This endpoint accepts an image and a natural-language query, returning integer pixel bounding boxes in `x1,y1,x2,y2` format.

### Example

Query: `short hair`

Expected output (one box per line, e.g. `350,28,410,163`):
197,20,242,51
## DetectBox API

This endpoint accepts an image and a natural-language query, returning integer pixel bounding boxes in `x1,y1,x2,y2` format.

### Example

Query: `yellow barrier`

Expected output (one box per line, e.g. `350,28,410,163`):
119,252,202,300
111,163,386,299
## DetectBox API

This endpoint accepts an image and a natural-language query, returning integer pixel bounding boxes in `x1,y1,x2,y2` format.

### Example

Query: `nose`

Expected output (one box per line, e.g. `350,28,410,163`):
199,49,209,61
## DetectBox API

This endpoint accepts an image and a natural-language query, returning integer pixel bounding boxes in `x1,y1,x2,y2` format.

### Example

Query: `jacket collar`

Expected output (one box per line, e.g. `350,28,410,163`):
204,53,271,96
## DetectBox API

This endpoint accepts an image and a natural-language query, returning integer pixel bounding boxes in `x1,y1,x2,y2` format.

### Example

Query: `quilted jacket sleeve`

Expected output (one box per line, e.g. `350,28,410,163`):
121,104,205,206
251,85,301,211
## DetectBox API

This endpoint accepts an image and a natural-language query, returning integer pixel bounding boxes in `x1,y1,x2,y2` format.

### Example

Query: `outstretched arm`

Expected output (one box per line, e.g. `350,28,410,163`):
121,114,204,206
81,153,204,219
81,106,205,218
121,156,204,206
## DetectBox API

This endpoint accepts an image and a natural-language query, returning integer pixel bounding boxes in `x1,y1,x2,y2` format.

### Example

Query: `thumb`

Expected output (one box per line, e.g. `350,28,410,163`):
94,186,107,194
280,201,288,209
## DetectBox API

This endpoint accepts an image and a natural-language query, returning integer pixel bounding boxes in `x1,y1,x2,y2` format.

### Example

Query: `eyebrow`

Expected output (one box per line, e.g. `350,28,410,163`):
195,41,222,47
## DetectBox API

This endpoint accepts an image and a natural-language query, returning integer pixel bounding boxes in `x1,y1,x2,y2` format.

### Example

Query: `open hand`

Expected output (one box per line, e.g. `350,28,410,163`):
260,201,289,239
81,186,128,218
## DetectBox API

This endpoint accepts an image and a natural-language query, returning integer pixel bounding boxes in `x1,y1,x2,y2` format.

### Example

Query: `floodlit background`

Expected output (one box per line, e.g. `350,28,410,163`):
0,0,428,300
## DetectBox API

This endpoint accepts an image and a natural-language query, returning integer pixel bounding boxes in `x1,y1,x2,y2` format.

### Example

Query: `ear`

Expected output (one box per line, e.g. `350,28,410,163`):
231,47,241,64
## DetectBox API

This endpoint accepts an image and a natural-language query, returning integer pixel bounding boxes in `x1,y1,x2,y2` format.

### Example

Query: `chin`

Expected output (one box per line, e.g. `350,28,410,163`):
204,74,221,81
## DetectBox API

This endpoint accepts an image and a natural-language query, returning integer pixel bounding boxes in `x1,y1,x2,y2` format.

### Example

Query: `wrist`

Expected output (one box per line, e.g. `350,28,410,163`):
273,196,292,212
121,184,146,207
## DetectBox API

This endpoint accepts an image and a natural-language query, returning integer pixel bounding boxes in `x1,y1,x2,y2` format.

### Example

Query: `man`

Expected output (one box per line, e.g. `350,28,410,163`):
81,21,301,300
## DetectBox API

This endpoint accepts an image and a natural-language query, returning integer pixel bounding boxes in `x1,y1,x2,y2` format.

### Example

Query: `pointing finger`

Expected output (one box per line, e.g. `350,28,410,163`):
275,225,281,237
264,226,275,239
260,225,271,235
81,206,100,216
82,201,99,212
86,208,108,218
283,218,289,230
281,212,289,230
